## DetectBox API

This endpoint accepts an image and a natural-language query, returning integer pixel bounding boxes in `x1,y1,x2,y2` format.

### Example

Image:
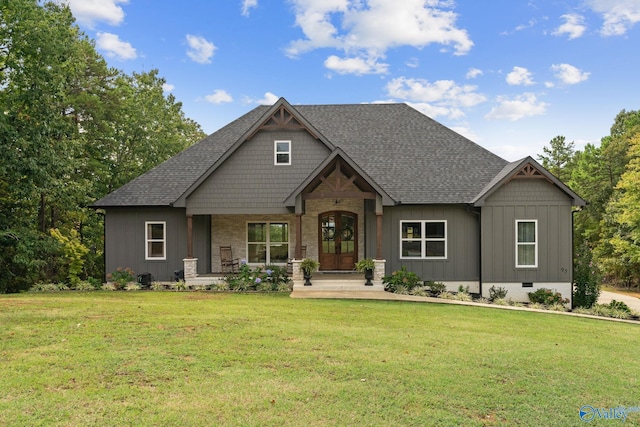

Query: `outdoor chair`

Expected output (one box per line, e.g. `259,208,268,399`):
287,245,307,275
220,246,240,273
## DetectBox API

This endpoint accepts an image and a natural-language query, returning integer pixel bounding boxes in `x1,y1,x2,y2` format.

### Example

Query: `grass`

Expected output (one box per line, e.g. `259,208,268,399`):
1,292,639,426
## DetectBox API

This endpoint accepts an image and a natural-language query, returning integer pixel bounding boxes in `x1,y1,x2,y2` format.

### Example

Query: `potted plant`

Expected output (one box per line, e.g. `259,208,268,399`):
299,258,319,286
354,257,376,286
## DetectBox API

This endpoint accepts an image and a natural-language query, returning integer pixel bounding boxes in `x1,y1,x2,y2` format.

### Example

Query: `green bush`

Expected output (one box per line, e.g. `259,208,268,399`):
607,299,631,313
528,288,569,306
426,281,446,296
224,262,291,292
489,286,508,301
107,267,135,290
383,266,421,293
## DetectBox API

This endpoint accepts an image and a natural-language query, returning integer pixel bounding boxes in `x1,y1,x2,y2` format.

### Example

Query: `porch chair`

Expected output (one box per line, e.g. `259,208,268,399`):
220,245,240,273
287,245,307,275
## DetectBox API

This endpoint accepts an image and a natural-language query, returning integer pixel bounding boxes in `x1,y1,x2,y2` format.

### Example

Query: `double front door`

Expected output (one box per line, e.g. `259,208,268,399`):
319,211,357,271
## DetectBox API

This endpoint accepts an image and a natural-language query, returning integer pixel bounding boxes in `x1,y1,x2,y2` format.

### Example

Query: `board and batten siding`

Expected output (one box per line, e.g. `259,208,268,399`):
480,179,573,298
380,205,480,283
186,129,330,215
105,207,210,281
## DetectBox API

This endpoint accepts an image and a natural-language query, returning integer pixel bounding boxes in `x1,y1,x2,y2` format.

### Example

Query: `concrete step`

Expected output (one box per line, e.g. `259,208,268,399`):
293,280,384,291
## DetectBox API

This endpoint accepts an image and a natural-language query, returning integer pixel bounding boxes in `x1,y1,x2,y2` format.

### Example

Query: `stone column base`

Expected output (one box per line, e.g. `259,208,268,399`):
183,258,198,279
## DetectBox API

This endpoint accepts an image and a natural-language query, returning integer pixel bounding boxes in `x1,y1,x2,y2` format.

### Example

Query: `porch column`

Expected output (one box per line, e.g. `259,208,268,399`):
375,195,383,259
186,214,193,258
295,213,303,258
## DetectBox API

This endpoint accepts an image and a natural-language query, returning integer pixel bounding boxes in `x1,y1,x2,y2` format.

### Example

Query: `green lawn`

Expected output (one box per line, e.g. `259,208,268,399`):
1,292,638,426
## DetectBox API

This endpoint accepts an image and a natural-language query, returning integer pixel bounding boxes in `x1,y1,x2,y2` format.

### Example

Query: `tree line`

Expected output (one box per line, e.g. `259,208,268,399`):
0,0,205,292
538,109,640,301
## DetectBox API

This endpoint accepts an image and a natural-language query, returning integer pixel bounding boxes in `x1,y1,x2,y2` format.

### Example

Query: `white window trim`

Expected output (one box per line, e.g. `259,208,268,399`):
515,219,538,268
400,220,447,260
246,221,290,265
145,221,166,260
274,140,291,165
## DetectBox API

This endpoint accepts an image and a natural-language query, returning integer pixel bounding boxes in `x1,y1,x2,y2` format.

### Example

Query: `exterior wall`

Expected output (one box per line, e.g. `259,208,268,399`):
481,178,573,301
380,205,480,288
210,214,297,271
105,207,190,282
187,129,330,214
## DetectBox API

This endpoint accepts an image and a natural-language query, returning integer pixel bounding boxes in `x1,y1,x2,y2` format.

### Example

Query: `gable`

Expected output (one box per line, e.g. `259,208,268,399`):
185,129,331,214
473,157,586,207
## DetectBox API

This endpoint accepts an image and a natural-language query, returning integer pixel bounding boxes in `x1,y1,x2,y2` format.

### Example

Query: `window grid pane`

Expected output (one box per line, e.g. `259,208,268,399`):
400,221,446,259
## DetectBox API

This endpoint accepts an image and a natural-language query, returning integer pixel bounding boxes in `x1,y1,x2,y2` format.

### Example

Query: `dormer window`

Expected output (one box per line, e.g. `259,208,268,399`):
275,140,291,165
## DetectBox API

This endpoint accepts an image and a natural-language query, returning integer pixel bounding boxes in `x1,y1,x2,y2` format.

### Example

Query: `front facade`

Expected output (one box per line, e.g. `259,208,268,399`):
93,98,585,302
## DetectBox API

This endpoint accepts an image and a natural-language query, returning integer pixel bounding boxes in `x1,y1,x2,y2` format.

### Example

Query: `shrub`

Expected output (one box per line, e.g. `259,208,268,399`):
426,281,447,296
223,263,291,292
489,286,508,301
410,286,429,297
383,266,421,293
107,267,135,290
458,285,470,294
172,280,187,291
454,292,472,302
73,281,96,291
439,291,456,300
607,299,631,313
151,281,166,291
528,288,569,306
125,283,141,291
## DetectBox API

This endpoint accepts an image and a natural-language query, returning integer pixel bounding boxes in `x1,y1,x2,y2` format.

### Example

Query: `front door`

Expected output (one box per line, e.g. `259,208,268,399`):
319,211,357,271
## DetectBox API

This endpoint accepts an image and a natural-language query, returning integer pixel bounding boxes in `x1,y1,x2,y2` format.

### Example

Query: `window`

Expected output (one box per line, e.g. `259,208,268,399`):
516,220,537,268
145,221,166,260
400,220,447,259
274,140,291,165
247,222,289,264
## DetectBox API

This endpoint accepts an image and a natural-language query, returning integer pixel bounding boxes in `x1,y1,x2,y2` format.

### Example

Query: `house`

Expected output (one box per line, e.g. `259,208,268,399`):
92,98,586,302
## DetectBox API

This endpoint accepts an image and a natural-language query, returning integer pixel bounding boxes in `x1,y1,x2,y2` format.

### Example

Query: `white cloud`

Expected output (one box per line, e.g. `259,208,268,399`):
256,92,279,105
59,0,128,28
466,68,483,79
286,0,473,75
506,66,534,86
95,32,136,60
485,93,548,121
587,0,640,36
186,35,216,64
553,14,586,39
325,55,388,75
242,0,258,16
386,77,486,119
162,83,175,93
551,63,590,84
205,89,233,104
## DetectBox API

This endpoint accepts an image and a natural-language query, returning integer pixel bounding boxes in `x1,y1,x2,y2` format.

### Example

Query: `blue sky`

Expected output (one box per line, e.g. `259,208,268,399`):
60,0,640,161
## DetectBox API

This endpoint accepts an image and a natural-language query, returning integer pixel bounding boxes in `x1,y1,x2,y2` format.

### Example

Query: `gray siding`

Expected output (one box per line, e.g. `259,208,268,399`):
105,208,210,281
381,205,480,281
481,179,573,283
186,129,331,214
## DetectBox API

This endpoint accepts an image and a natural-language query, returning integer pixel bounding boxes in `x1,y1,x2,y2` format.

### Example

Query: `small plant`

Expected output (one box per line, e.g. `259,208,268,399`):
212,282,230,291
382,266,422,293
101,282,117,291
607,300,631,313
151,281,166,291
528,288,569,306
354,258,376,272
454,292,472,302
173,280,187,291
73,281,96,291
458,285,470,294
439,291,456,300
474,297,491,304
492,297,509,306
125,283,141,291
427,281,447,296
107,267,135,290
410,286,429,297
300,258,319,275
489,286,508,301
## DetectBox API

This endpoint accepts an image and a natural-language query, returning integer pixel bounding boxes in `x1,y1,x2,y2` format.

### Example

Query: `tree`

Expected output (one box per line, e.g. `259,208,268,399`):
537,135,575,182
0,1,206,291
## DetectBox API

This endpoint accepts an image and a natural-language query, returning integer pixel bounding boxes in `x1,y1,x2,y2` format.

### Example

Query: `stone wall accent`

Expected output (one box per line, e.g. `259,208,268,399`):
183,258,198,279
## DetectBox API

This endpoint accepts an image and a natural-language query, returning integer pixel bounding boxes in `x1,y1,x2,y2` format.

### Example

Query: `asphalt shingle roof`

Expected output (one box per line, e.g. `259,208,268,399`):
93,101,509,207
